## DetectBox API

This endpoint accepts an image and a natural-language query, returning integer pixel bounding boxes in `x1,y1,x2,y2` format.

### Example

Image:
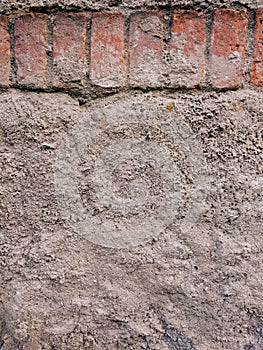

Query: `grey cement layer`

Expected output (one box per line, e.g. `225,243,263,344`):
0,90,262,349
0,0,262,13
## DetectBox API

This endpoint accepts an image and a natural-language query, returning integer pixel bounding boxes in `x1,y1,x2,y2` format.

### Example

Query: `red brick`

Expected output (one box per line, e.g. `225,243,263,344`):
129,11,165,87
15,13,48,88
168,10,206,88
251,9,263,86
0,16,11,87
53,13,87,87
210,9,248,89
90,13,126,88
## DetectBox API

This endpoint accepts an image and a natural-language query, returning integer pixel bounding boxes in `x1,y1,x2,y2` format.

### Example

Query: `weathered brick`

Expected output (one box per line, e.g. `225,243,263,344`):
90,13,126,88
167,10,206,88
251,9,263,86
210,9,248,89
0,16,11,87
129,11,165,87
53,13,88,87
15,13,48,88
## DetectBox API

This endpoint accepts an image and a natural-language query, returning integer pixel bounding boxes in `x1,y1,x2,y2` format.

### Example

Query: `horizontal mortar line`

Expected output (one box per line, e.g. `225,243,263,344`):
0,85,259,96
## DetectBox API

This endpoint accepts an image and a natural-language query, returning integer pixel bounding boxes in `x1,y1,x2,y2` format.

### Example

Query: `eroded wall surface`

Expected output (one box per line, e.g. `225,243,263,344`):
0,1,262,350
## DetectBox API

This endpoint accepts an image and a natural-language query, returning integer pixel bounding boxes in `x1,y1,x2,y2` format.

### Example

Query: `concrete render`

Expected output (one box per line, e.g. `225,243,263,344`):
0,89,262,349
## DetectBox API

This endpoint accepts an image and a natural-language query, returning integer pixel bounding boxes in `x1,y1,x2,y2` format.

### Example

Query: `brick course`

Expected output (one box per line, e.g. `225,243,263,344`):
129,11,165,87
90,13,126,88
251,9,263,86
15,13,48,88
168,10,206,88
210,9,248,89
53,13,88,87
0,16,10,88
0,9,261,90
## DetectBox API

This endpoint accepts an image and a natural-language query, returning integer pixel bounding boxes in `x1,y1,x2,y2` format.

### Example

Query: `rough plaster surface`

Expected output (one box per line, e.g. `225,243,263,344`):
0,89,262,349
0,0,262,13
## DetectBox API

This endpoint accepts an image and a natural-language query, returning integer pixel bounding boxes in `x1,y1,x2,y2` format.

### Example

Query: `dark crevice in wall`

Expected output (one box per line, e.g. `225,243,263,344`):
0,84,252,106
126,12,132,87
85,12,92,88
205,10,214,90
46,15,54,89
9,18,16,85
124,12,130,87
245,9,256,86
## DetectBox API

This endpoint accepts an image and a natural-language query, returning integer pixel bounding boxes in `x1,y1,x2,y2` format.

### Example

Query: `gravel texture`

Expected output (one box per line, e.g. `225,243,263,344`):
0,89,262,349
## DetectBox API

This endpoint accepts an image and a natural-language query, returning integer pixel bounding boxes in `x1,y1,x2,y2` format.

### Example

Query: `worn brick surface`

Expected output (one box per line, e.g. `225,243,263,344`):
210,9,248,89
90,13,126,88
53,13,88,87
0,15,10,87
167,10,206,88
1,8,263,91
129,11,165,87
15,14,48,88
251,9,263,86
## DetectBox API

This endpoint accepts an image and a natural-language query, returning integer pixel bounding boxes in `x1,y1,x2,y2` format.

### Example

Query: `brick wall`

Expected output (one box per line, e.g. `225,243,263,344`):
0,8,263,90
1,3,262,349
